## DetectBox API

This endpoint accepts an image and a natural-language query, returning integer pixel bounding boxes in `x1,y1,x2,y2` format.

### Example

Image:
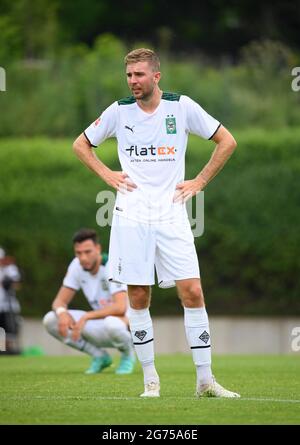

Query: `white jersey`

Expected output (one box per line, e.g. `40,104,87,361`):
63,258,127,310
85,92,220,224
0,264,21,313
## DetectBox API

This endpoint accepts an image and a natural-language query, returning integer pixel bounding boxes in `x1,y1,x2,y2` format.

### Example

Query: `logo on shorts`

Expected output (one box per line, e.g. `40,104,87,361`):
134,330,147,341
165,115,176,134
118,258,122,275
199,330,210,344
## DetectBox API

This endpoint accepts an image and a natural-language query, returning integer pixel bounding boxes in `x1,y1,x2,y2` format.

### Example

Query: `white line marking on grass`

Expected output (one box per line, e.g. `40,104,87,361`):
96,397,300,404
239,397,300,404
1,396,300,404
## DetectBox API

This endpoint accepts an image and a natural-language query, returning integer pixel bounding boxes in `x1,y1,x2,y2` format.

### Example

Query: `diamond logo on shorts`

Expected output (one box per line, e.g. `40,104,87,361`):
134,330,147,341
199,330,210,344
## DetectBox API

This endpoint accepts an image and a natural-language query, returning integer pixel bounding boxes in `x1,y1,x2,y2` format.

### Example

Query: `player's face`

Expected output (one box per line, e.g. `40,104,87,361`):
126,61,160,100
74,240,101,271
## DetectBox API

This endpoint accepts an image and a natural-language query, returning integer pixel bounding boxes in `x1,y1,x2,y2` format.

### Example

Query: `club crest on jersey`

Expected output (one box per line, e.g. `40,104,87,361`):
101,278,109,291
165,115,176,134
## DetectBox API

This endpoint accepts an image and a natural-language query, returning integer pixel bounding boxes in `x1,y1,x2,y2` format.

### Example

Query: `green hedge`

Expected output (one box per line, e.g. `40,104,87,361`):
0,129,300,316
1,36,299,137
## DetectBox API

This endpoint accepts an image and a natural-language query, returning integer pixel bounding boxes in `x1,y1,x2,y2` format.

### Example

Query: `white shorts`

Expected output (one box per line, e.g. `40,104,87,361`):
108,214,200,288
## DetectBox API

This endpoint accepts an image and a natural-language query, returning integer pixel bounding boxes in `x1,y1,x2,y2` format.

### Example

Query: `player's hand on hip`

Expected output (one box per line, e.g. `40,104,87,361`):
102,170,137,193
173,179,202,203
57,312,75,338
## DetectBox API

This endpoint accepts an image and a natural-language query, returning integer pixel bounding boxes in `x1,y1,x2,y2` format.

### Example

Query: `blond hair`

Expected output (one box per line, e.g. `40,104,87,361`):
124,48,160,72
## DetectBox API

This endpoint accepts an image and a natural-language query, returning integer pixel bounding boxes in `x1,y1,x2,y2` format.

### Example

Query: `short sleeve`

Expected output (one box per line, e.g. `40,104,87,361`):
108,280,127,296
181,95,221,140
63,259,81,291
5,264,21,282
84,101,118,147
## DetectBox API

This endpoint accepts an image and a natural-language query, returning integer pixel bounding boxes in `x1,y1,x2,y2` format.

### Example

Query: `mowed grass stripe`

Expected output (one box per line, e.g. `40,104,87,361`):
0,355,299,424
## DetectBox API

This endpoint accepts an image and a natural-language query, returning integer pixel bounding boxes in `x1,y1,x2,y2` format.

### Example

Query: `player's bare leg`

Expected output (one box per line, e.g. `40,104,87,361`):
127,285,160,397
177,278,240,398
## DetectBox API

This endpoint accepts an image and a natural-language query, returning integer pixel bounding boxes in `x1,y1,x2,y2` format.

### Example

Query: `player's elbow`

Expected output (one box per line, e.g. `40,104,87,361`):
231,136,237,150
113,301,127,316
115,305,127,316
72,137,81,155
228,135,237,154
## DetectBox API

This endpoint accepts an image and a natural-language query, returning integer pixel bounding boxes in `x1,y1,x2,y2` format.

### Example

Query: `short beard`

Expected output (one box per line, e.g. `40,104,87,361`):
134,86,154,101
83,259,97,272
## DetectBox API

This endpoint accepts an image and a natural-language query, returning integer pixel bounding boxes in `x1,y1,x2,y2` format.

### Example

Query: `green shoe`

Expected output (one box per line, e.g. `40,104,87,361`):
85,354,112,374
115,355,136,375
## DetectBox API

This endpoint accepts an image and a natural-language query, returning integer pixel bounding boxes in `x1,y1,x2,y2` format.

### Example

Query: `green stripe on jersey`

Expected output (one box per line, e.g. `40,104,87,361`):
118,96,136,105
118,92,180,105
162,92,181,101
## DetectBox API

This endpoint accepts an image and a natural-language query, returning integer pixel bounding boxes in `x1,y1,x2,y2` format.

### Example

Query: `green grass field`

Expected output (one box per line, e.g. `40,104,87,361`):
0,354,299,425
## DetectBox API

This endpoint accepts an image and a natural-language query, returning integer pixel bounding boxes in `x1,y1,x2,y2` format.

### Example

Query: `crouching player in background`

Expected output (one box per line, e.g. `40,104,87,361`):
43,228,135,375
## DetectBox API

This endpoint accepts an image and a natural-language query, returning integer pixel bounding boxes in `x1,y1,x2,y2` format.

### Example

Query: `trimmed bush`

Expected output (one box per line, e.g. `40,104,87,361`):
0,129,299,316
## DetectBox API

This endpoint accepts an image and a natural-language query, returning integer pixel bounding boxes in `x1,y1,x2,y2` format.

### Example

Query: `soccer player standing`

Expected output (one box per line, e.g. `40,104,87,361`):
73,48,240,398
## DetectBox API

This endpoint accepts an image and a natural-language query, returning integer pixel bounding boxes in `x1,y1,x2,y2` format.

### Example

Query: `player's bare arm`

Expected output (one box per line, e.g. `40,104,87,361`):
71,291,128,341
174,125,237,203
52,286,76,337
82,291,127,320
73,133,137,193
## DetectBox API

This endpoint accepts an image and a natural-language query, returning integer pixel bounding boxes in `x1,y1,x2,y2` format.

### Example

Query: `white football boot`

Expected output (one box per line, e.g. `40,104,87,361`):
196,377,240,398
140,381,160,398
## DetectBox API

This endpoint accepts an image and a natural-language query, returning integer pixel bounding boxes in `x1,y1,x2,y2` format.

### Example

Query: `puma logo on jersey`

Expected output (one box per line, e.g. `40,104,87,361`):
125,125,135,133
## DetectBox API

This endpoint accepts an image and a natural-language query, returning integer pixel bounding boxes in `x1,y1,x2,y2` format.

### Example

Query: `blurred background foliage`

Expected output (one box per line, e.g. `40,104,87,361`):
1,35,300,136
0,0,300,315
1,131,300,316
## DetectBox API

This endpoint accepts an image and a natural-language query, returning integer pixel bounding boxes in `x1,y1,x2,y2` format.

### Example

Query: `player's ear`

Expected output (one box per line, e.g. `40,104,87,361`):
154,71,161,84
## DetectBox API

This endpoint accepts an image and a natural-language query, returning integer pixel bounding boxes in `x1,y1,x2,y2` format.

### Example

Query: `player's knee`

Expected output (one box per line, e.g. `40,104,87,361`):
42,311,57,332
103,316,124,336
103,316,128,343
128,285,150,309
179,283,204,307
